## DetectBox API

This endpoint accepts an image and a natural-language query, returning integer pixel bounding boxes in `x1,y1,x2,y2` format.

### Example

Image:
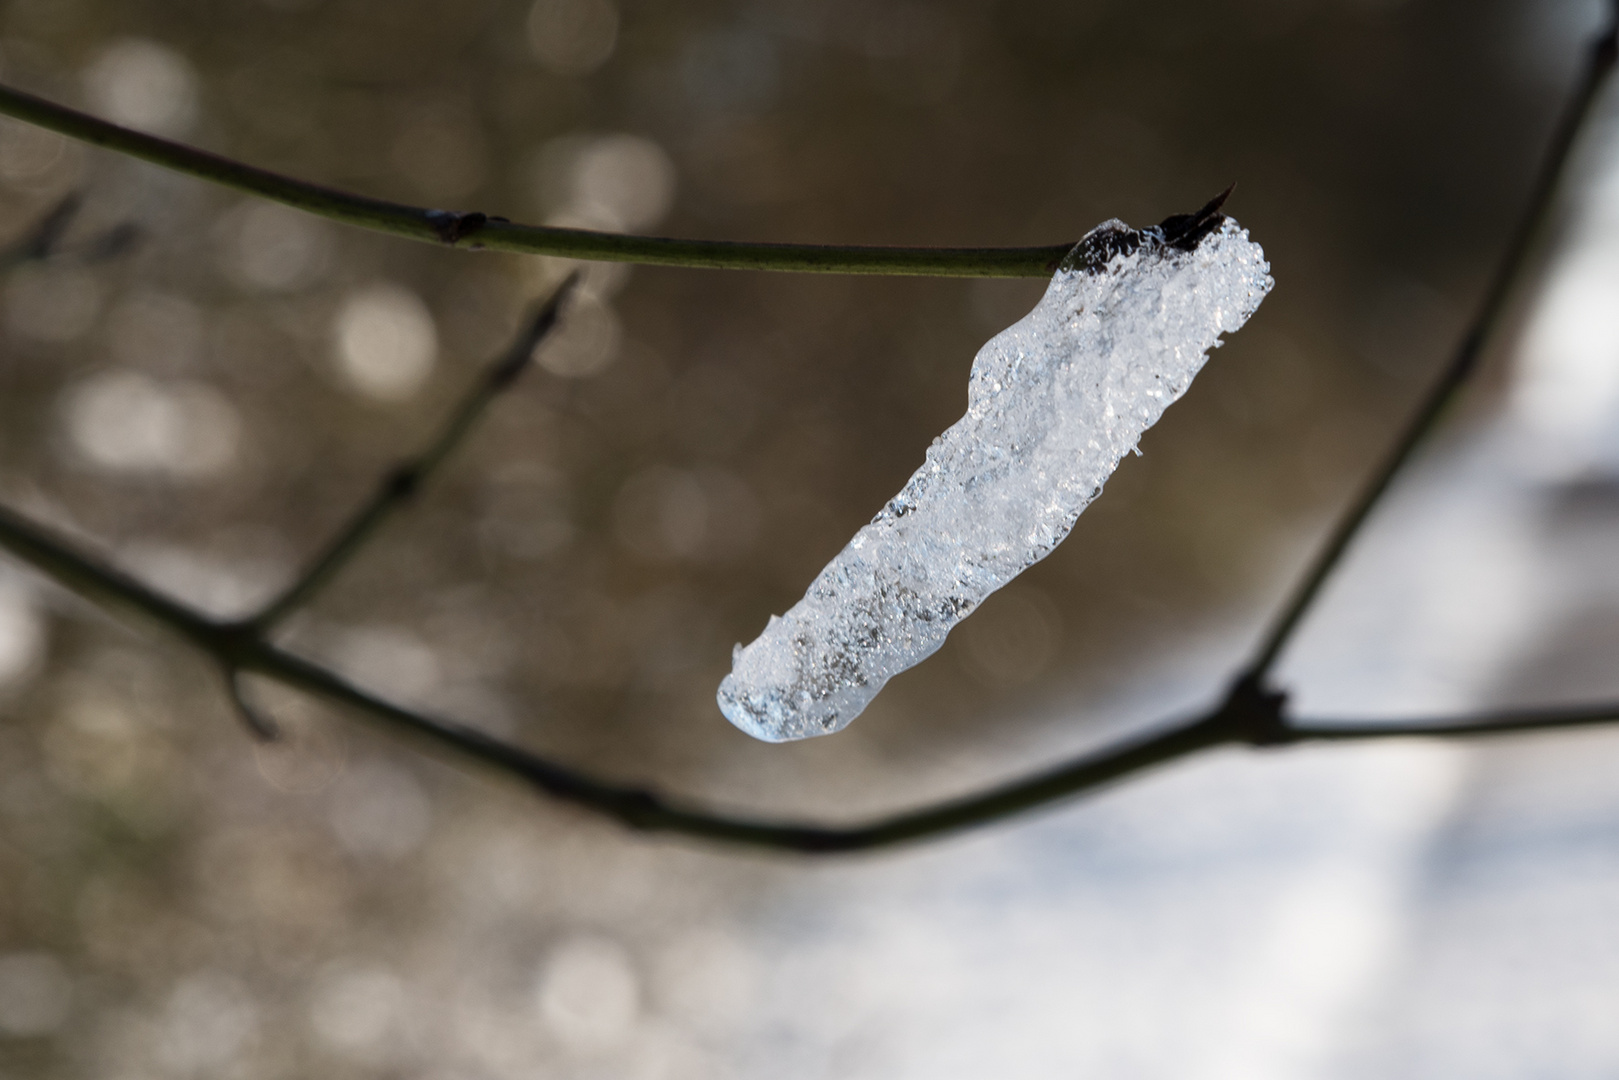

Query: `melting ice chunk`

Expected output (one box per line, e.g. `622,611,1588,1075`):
719,207,1274,741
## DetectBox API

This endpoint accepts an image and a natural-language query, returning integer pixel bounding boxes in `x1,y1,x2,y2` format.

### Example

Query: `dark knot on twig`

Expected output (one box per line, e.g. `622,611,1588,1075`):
425,209,489,245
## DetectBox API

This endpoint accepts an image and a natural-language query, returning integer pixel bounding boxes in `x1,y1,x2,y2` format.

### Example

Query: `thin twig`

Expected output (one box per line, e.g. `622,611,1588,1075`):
246,275,579,632
1241,7,1619,682
0,193,81,269
0,503,223,651
224,668,279,741
0,495,1220,851
0,194,141,270
0,497,1616,852
1291,702,1619,741
0,81,1073,279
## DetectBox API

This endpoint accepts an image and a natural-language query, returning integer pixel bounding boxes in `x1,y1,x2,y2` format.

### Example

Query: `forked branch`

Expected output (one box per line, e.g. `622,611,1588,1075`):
0,493,1613,855
1241,7,1619,681
0,11,1615,854
245,273,580,632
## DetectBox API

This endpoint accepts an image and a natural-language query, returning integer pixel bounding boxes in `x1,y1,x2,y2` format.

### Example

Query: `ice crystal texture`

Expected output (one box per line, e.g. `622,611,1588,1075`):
719,214,1273,741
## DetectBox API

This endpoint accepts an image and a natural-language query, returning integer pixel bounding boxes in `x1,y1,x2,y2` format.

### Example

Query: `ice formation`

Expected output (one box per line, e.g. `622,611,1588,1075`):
719,203,1274,742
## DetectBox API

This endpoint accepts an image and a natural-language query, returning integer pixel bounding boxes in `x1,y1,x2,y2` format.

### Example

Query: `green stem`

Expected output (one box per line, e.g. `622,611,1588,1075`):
0,81,1072,278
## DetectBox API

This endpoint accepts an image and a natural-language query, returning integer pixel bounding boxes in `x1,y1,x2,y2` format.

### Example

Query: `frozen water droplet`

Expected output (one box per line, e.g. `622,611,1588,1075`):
718,216,1272,741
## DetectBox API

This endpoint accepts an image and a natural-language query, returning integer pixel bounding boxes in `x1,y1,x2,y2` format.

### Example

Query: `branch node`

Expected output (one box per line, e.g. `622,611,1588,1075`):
383,464,422,501
425,209,488,245
1217,673,1293,747
615,789,665,830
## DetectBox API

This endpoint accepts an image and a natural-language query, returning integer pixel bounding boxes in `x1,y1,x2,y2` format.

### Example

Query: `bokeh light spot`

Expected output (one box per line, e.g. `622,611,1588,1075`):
535,935,639,1051
82,38,199,137
60,373,241,479
332,283,437,402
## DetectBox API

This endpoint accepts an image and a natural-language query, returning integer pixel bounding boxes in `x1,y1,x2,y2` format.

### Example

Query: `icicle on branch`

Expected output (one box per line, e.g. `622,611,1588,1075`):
721,200,1273,741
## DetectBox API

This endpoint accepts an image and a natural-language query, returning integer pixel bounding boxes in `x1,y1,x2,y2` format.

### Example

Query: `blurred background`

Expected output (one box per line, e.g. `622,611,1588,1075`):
2,0,1619,1075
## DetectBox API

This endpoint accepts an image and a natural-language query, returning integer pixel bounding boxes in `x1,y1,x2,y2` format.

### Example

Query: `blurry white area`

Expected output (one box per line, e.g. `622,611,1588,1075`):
327,760,432,860
331,283,437,401
535,133,676,232
650,928,757,1037
527,0,619,77
527,131,676,308
331,624,442,703
0,575,46,691
308,963,405,1061
118,543,283,619
1510,108,1619,479
59,372,239,479
536,935,641,1050
157,972,258,1071
410,708,1467,1080
5,265,102,343
535,292,622,376
1278,437,1548,717
717,742,1463,1080
1282,46,1619,717
81,38,199,137
0,951,73,1036
218,201,333,293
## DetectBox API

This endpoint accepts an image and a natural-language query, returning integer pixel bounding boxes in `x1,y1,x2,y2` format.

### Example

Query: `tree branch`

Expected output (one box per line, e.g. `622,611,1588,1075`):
0,497,1614,854
0,14,1614,856
245,274,579,632
224,667,279,741
1240,7,1619,683
1290,703,1619,741
0,193,81,269
0,81,1072,279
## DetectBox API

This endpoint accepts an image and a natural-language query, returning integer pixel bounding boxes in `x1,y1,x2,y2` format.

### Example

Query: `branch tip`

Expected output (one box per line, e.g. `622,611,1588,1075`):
1155,186,1234,252
1242,10,1619,680
490,271,582,390
226,671,280,742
